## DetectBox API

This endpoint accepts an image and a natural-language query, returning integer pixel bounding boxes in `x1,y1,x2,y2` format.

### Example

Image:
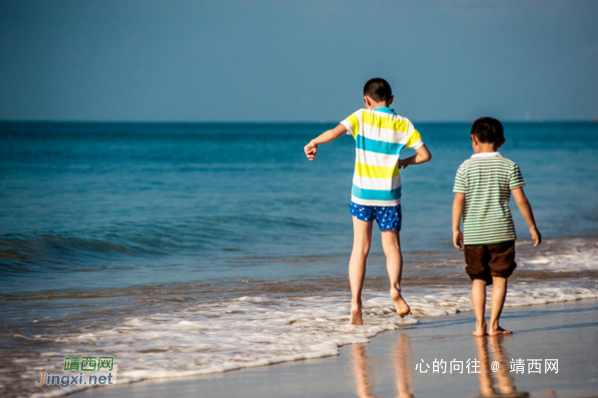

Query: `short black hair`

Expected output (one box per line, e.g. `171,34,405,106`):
363,78,392,103
470,117,504,144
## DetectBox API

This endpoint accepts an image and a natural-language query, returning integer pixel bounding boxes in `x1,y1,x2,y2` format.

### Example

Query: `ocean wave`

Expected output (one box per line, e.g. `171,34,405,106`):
8,280,598,398
3,236,598,397
0,234,167,272
0,212,316,275
518,238,598,272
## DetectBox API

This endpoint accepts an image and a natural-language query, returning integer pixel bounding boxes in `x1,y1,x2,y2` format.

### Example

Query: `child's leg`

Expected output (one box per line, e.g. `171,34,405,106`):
471,279,488,336
381,230,410,318
349,217,373,325
489,276,512,335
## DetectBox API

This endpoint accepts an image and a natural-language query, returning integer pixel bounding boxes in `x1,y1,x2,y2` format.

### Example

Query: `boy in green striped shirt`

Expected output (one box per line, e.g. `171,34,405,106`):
452,117,541,337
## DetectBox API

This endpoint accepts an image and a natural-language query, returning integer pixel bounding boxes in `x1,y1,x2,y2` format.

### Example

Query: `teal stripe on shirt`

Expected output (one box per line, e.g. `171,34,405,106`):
355,134,405,155
373,107,396,114
352,185,402,201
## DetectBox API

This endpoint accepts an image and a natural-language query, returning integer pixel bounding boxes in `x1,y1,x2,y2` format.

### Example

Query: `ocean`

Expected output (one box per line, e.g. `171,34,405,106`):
1,121,597,397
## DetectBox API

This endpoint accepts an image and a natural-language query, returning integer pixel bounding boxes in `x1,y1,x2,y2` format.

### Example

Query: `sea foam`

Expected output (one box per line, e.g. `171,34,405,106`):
27,280,597,398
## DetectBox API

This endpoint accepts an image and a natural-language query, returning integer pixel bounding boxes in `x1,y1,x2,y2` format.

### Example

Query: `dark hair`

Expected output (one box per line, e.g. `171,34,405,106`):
470,117,504,144
363,78,392,103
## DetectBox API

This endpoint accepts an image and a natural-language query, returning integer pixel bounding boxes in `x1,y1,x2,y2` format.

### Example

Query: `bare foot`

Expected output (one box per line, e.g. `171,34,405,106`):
488,326,513,336
473,321,487,337
390,288,411,318
350,303,363,325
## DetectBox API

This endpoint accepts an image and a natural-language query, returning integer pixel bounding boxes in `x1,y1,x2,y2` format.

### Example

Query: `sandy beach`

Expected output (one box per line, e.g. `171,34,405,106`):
71,299,598,398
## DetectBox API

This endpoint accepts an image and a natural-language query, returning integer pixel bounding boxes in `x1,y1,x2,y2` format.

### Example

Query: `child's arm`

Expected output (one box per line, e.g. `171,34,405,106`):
304,123,347,161
452,193,465,251
512,187,542,247
398,145,432,169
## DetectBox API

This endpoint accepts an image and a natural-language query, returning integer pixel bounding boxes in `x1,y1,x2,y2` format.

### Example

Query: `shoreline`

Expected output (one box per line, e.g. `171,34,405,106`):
67,298,598,398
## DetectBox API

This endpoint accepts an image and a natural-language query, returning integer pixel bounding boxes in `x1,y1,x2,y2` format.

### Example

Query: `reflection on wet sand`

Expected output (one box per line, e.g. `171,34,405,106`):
352,345,378,398
475,336,529,398
393,334,414,398
351,333,414,398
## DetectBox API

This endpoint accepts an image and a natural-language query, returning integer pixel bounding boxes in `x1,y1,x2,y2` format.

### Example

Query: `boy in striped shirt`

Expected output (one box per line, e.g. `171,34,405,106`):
452,117,541,336
304,78,432,325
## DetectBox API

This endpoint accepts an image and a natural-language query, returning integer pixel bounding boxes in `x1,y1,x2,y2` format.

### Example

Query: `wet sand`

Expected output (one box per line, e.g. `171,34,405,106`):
72,299,598,398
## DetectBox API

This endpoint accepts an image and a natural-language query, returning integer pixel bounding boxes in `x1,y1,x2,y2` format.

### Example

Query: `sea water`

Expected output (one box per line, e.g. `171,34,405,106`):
1,121,597,397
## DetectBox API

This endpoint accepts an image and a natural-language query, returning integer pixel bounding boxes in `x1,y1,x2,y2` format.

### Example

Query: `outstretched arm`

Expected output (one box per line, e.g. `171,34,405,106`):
512,187,542,247
452,193,465,251
304,123,348,161
398,145,432,169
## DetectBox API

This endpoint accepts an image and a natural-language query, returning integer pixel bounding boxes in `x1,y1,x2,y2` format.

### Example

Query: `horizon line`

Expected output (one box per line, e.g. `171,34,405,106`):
2,118,598,125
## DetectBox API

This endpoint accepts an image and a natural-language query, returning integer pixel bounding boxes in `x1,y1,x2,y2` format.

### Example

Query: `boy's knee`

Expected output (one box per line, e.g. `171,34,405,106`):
382,245,401,259
352,242,371,257
381,231,400,249
472,278,488,288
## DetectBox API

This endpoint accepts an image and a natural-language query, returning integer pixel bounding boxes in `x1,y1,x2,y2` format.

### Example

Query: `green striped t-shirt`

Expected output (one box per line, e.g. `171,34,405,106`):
453,152,525,245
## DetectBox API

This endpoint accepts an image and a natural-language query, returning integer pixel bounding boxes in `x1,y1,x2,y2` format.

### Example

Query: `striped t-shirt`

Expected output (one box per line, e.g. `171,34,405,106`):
453,152,525,245
341,107,424,206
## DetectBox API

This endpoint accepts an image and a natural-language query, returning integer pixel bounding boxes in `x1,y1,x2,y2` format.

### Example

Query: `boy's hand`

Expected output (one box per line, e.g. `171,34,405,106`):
530,227,542,247
512,187,541,247
453,229,464,251
452,193,465,251
304,142,318,161
398,145,432,169
304,124,347,161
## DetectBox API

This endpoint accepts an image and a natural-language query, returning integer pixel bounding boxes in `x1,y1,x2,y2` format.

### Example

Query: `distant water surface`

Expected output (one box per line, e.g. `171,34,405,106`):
1,121,597,397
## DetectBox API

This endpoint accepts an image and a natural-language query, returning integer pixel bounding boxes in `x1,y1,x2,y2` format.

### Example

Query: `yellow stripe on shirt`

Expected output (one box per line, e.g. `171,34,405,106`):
355,161,399,179
362,111,411,133
405,129,422,148
347,114,360,139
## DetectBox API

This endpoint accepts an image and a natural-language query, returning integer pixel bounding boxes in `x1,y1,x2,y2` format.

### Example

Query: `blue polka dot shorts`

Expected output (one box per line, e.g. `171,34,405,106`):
350,202,402,232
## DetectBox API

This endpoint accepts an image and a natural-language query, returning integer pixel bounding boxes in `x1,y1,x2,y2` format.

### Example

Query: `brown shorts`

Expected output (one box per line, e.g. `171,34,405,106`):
464,241,516,285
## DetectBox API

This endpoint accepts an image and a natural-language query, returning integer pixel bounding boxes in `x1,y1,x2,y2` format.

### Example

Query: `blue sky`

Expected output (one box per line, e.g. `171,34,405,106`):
1,0,597,122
